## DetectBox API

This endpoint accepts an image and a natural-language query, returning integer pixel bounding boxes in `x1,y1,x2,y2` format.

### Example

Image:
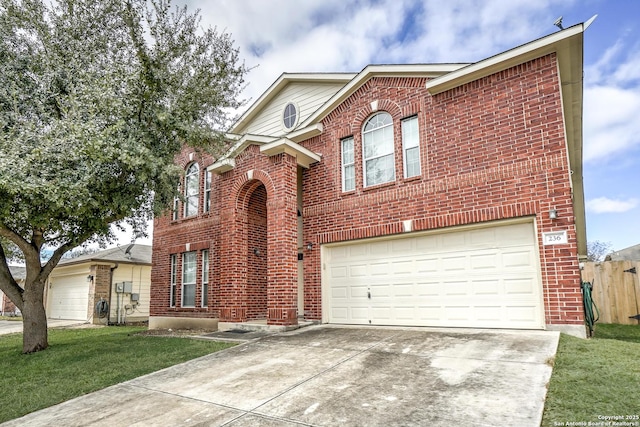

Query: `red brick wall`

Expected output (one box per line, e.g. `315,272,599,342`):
151,53,583,327
300,53,582,326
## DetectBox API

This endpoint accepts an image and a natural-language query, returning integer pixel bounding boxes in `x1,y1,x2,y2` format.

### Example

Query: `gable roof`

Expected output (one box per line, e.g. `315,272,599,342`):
218,18,594,257
58,244,152,267
607,244,640,261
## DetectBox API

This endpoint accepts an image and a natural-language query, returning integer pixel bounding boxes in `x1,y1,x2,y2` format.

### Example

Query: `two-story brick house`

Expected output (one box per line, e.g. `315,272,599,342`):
150,20,593,338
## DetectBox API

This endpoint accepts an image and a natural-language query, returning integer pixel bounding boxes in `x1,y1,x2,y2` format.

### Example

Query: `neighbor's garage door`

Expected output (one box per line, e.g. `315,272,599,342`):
47,274,90,321
324,221,544,329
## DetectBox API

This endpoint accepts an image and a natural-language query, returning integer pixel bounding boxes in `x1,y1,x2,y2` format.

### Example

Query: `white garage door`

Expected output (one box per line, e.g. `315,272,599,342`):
324,221,544,329
48,274,90,321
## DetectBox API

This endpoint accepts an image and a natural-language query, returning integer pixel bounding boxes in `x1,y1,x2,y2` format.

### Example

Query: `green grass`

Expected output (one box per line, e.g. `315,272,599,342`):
0,326,235,423
0,315,22,321
542,323,640,426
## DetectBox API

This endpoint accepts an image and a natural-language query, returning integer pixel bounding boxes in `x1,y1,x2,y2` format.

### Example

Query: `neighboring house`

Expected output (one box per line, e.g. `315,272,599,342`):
606,244,640,261
150,21,593,338
1,266,24,316
46,244,151,324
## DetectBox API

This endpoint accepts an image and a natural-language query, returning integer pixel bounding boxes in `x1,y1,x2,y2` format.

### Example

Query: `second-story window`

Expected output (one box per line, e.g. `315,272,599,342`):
341,137,355,192
204,170,212,213
184,163,199,217
363,112,394,187
402,116,420,178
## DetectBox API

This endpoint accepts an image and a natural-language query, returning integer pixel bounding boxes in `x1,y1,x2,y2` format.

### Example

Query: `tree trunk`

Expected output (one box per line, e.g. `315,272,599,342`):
22,286,48,353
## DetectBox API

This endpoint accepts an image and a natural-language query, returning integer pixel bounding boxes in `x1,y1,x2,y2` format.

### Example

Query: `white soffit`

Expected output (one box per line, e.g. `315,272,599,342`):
208,134,277,174
260,139,321,168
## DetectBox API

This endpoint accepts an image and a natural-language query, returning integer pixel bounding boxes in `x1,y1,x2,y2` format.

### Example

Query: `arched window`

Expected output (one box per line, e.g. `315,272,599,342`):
362,112,395,187
184,163,200,217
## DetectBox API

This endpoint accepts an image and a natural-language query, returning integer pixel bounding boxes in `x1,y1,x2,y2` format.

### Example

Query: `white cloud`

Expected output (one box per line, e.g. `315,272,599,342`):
185,0,571,104
586,197,638,214
583,39,640,162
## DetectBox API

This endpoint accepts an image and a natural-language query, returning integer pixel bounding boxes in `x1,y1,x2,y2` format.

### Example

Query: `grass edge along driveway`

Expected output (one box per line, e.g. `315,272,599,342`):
0,326,234,423
542,323,640,426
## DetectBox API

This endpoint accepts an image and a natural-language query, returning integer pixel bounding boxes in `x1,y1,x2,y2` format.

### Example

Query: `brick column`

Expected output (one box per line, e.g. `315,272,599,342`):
91,265,111,324
218,206,248,323
267,154,299,326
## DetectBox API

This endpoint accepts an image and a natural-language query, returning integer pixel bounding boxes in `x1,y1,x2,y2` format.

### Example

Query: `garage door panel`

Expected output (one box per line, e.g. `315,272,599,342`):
470,253,499,270
48,274,89,321
504,278,537,295
416,258,438,273
472,279,500,295
325,221,543,329
390,260,413,275
350,264,369,277
442,255,466,271
503,250,534,268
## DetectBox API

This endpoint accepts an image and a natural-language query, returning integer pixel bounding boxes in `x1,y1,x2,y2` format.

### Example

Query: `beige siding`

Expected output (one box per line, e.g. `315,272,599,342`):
111,265,151,323
242,82,345,136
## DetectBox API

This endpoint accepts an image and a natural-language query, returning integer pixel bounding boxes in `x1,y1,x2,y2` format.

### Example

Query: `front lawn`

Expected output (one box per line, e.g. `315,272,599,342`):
542,323,640,426
0,326,234,423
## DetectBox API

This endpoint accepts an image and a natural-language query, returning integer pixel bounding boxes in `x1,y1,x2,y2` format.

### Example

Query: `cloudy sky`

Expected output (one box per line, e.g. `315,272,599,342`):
128,0,639,253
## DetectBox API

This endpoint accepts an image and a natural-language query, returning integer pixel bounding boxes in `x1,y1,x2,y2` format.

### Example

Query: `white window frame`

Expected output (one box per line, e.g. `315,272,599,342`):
362,112,395,187
169,254,177,307
341,136,355,192
184,163,199,217
201,250,209,308
204,170,212,213
282,101,299,131
181,251,196,307
401,116,420,178
172,183,180,221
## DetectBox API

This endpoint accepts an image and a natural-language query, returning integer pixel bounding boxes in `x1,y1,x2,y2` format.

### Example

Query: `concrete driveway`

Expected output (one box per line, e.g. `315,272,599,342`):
0,319,85,336
1,325,559,426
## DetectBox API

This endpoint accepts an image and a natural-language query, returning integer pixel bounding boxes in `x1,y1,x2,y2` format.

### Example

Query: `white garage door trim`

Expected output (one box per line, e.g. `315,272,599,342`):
47,273,90,321
321,218,544,330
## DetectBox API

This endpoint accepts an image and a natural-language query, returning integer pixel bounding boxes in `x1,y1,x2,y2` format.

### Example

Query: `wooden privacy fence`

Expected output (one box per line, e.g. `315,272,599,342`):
582,261,640,325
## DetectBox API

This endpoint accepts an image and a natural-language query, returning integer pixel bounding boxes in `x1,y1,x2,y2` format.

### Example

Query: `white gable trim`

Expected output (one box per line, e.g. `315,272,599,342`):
425,22,589,94
260,139,321,169
232,73,356,134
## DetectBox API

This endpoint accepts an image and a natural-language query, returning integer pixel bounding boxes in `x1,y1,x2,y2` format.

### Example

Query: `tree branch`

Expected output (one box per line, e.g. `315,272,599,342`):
0,243,24,311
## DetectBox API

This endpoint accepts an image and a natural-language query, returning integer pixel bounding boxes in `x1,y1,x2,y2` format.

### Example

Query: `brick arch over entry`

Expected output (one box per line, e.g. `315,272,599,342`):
233,170,276,211
218,157,299,327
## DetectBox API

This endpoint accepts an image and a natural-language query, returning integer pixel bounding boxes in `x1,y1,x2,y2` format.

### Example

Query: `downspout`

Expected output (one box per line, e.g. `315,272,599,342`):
108,263,119,325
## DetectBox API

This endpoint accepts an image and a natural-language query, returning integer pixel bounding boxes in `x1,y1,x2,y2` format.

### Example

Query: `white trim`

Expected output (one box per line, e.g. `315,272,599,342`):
281,101,300,132
425,24,585,95
260,138,322,168
232,73,356,134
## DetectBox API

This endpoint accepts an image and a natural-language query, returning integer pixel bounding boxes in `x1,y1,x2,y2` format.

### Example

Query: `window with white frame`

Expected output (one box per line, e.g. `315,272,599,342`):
182,251,196,307
363,112,395,187
402,116,420,178
204,170,212,212
172,183,180,221
341,136,355,192
201,250,209,307
170,254,177,307
184,163,199,217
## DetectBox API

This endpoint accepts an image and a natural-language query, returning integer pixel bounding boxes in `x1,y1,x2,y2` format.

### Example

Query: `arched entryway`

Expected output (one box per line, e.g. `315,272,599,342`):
246,183,267,320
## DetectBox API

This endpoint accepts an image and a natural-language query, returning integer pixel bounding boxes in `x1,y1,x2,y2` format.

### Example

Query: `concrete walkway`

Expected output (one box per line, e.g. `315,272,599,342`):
1,325,559,426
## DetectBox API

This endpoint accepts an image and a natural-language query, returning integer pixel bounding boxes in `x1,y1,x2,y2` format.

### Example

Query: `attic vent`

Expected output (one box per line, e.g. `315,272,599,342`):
283,102,298,130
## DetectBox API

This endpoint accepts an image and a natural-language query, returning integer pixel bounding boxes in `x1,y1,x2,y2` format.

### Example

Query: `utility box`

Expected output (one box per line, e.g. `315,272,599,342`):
130,293,139,302
115,281,133,293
